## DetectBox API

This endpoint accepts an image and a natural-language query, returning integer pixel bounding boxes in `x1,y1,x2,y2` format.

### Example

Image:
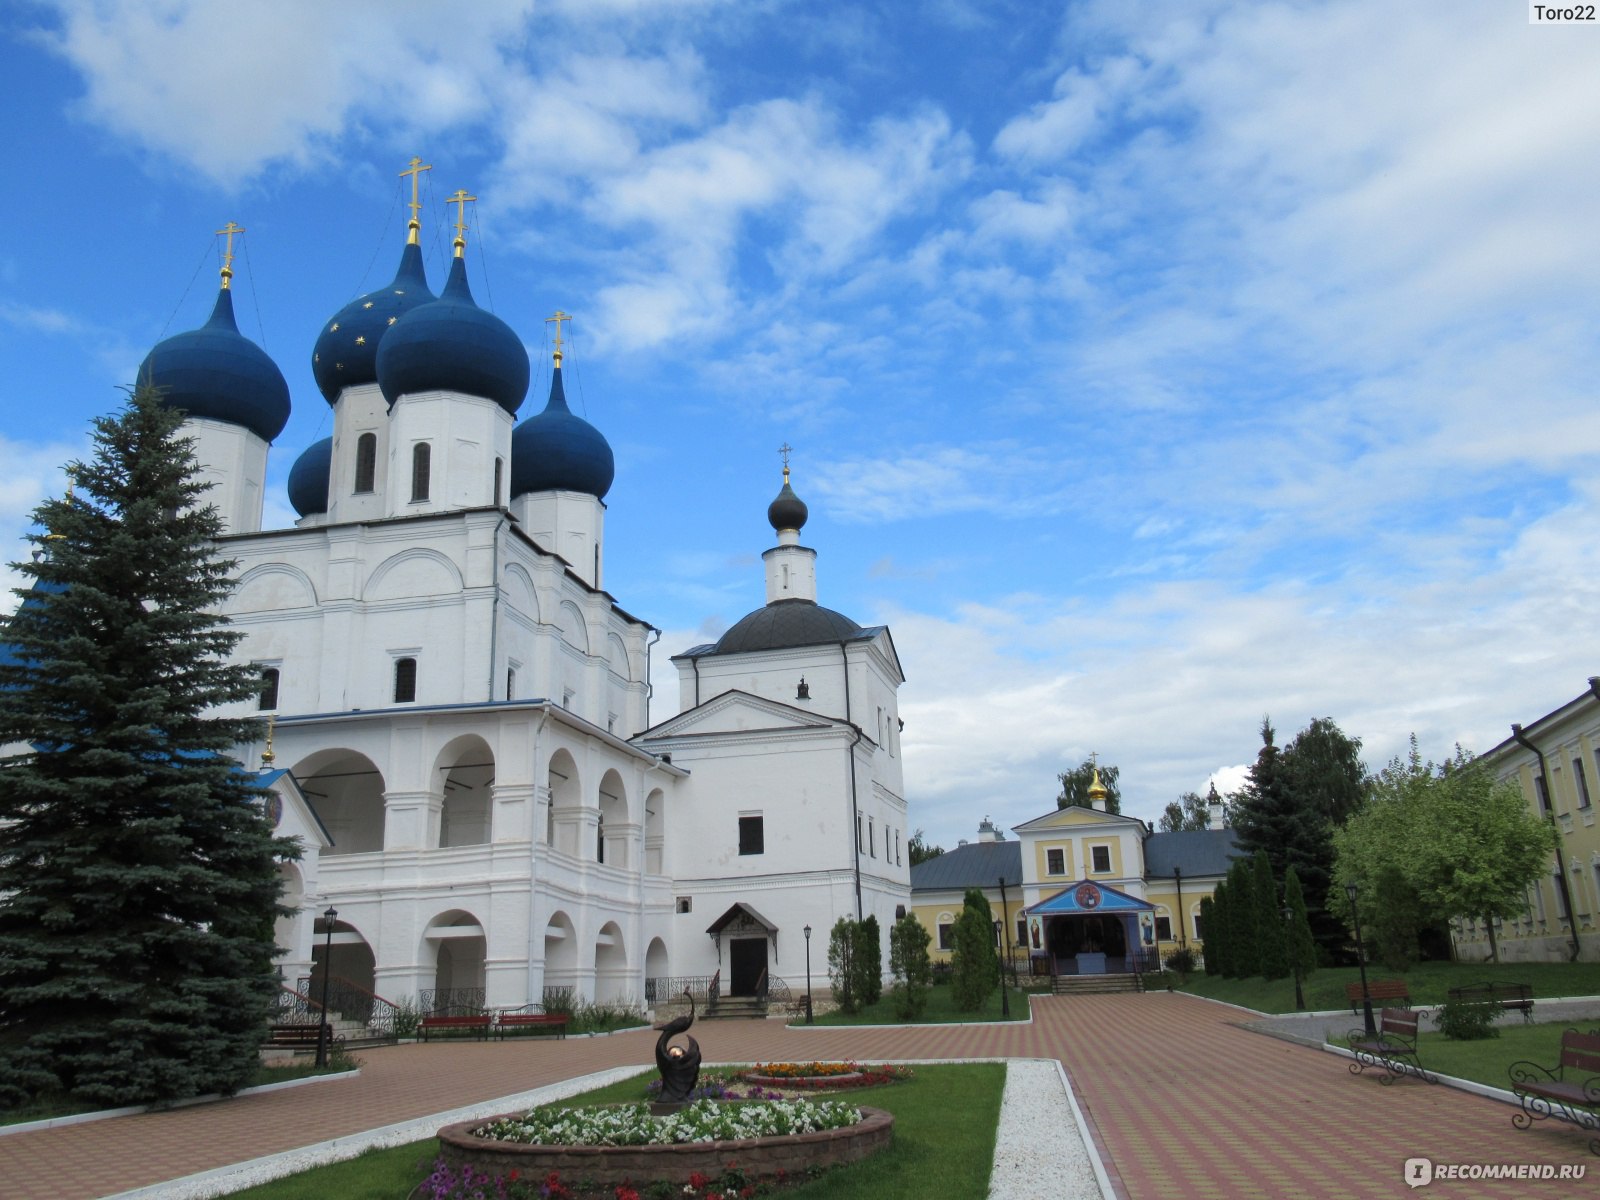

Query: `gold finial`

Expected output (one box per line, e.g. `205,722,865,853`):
216,221,245,290
261,714,276,768
1088,754,1108,801
448,188,476,258
546,310,570,367
779,442,792,482
399,156,432,245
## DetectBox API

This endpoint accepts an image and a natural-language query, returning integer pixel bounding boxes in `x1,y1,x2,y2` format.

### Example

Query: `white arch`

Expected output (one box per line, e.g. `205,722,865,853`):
544,909,579,1000
594,920,629,1005
231,562,318,612
363,547,465,601
293,749,386,855
434,734,495,848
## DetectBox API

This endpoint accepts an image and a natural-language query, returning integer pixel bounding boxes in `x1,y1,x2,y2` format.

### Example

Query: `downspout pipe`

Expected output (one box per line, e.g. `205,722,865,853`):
1174,866,1185,951
644,628,661,727
841,640,863,921
1511,722,1581,962
486,513,509,701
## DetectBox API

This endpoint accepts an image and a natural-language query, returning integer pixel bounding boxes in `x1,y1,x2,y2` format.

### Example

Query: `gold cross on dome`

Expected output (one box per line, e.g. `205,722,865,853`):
546,310,570,364
778,442,792,480
448,188,476,257
216,221,244,289
399,156,432,244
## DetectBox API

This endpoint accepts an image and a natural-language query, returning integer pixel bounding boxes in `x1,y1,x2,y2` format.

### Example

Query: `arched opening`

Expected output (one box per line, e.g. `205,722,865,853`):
644,937,670,1005
544,909,579,1003
274,861,304,968
645,787,665,875
296,750,386,855
422,909,487,1013
309,913,377,1024
437,735,494,848
354,432,377,493
598,769,627,867
547,748,581,855
594,920,629,1004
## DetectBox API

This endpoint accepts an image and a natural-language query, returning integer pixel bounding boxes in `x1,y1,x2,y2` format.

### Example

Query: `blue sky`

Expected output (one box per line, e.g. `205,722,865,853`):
3,1,1597,850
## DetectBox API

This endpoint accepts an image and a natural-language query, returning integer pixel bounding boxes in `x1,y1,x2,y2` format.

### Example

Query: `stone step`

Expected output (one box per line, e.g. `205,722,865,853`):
1052,973,1143,995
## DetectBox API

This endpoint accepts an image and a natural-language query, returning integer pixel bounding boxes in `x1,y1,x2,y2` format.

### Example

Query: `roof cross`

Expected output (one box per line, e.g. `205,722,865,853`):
779,442,792,480
216,221,244,289
546,310,570,365
448,188,476,258
400,156,432,245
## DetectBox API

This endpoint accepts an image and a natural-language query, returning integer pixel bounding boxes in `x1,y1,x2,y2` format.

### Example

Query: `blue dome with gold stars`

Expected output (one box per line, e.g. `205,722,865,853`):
286,436,332,517
137,287,290,443
510,364,614,499
375,255,528,414
311,242,434,404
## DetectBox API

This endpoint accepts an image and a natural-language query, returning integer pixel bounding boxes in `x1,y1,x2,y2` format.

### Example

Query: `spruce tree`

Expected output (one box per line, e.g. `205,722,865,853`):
0,388,293,1108
1252,850,1288,980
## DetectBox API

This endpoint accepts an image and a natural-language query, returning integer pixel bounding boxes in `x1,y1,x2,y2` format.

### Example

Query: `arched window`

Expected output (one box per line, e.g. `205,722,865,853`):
258,667,280,711
394,657,417,703
411,443,431,502
354,432,377,493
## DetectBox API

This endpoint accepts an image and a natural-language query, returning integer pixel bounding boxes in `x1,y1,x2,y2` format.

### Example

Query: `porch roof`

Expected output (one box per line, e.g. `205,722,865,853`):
1024,881,1154,915
705,901,779,936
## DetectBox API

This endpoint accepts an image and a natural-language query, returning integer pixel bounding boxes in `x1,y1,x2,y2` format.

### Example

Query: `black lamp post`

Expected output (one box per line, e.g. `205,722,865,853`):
1281,904,1305,1012
998,875,1017,992
803,924,814,1024
317,906,337,1066
993,919,1010,1017
1344,882,1375,1035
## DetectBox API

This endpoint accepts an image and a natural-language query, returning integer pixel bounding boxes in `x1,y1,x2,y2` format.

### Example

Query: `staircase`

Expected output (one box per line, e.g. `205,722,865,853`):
705,994,769,1019
1052,972,1143,996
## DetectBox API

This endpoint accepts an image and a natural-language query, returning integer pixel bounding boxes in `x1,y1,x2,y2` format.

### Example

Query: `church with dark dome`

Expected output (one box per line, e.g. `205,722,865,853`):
126,165,909,1017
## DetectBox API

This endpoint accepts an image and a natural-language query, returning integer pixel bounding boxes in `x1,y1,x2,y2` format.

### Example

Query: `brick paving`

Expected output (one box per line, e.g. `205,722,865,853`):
1,993,1592,1199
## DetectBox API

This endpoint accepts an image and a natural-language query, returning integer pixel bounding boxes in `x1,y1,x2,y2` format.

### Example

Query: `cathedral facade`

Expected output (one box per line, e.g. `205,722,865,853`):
129,189,911,1015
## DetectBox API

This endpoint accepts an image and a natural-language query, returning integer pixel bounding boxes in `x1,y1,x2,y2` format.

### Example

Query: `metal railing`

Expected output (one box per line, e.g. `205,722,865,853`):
295,974,408,1039
419,987,486,1015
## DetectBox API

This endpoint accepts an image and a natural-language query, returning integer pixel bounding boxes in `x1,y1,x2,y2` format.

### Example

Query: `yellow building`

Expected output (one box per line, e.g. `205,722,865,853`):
1460,679,1600,963
910,786,1239,981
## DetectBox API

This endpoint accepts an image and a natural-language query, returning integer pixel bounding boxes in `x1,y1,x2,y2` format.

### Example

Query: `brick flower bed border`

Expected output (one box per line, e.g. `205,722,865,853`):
436,1105,894,1188
740,1071,866,1089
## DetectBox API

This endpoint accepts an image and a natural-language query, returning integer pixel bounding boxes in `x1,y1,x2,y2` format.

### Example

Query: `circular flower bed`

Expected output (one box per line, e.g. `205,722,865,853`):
739,1062,913,1091
477,1098,863,1146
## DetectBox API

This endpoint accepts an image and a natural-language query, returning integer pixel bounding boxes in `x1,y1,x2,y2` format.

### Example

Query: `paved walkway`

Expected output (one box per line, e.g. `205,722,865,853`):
2,994,1593,1199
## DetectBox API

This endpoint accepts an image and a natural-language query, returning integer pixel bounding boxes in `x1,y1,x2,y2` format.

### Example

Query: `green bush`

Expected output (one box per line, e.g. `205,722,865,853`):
888,913,932,1020
950,889,997,1012
828,917,859,1013
1433,998,1500,1041
1163,947,1198,979
855,915,883,1007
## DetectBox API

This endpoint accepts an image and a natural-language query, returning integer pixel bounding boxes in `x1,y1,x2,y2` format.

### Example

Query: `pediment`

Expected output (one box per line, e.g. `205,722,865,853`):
259,768,332,850
635,689,842,742
1014,805,1144,834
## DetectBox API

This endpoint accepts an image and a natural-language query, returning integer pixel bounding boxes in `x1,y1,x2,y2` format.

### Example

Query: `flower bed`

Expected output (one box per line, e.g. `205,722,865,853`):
435,1101,893,1190
739,1063,913,1091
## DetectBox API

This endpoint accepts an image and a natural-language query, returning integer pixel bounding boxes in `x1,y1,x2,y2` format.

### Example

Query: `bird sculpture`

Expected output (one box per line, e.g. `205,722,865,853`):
652,989,702,1105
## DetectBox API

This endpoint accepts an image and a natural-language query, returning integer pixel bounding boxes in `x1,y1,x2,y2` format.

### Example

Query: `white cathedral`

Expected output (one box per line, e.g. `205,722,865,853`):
129,189,911,1016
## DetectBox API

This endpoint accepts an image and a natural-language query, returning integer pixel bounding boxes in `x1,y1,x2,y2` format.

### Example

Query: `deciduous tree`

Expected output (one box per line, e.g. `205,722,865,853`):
1057,758,1120,815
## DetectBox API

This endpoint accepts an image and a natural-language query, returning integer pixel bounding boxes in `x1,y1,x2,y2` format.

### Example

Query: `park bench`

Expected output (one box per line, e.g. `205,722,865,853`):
1447,981,1534,1023
1509,1028,1600,1156
1345,978,1409,1013
495,1006,568,1040
1348,1008,1433,1085
265,1023,335,1052
419,1013,491,1042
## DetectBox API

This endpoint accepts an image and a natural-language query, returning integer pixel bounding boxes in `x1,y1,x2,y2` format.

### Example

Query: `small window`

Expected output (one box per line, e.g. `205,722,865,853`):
1015,917,1027,946
1192,912,1205,940
597,811,605,863
1575,758,1592,810
411,442,431,502
857,813,864,855
676,896,692,914
937,922,953,950
1155,916,1173,941
1535,774,1551,814
1091,845,1111,873
896,830,902,866
562,689,575,710
493,457,504,507
895,904,906,920
394,657,417,703
869,819,875,858
1046,848,1065,876
354,432,377,493
739,815,764,855
506,667,516,700
258,666,280,711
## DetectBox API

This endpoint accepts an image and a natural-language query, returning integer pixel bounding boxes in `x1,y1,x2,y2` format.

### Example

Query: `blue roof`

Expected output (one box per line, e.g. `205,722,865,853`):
1141,829,1241,878
510,365,614,499
1024,881,1154,915
138,288,291,442
312,242,435,404
286,436,331,516
376,256,529,414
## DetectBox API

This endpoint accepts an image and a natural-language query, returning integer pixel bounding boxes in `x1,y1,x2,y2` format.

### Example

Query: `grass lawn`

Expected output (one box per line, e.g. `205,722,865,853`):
1173,959,1600,1014
226,1062,1006,1200
801,982,1030,1026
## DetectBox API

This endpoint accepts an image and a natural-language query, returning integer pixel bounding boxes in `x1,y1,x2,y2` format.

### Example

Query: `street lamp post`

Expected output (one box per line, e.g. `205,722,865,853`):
998,875,1017,993
1282,904,1305,1012
993,919,1010,1018
317,906,337,1066
1344,882,1375,1035
803,924,814,1024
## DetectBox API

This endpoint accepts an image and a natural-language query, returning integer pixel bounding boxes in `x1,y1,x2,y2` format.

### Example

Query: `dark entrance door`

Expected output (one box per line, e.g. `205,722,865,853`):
729,937,768,996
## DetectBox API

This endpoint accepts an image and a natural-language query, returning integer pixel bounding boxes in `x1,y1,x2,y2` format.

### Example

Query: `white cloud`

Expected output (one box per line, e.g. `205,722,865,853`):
0,435,85,614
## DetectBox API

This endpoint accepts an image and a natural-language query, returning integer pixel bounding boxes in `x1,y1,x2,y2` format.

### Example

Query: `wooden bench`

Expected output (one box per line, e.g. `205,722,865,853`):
1348,1008,1433,1085
1448,981,1534,1023
1509,1028,1600,1156
495,1009,568,1040
266,1023,334,1052
1345,979,1410,1013
419,1014,491,1042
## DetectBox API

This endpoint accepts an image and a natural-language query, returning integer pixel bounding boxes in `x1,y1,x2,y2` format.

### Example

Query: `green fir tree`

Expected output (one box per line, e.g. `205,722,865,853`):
854,914,882,1007
1282,865,1317,982
888,913,932,1020
0,388,294,1108
949,888,997,1011
1252,850,1288,980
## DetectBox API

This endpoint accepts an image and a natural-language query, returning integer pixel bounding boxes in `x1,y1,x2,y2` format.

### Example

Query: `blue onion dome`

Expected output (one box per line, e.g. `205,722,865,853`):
375,256,529,414
510,363,615,499
286,436,332,517
767,469,808,532
137,288,291,442
311,242,434,404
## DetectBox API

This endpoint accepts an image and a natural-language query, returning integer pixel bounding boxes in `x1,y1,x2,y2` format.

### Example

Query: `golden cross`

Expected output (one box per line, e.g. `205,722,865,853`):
779,442,792,480
400,156,432,244
448,188,476,257
216,221,244,289
546,310,570,364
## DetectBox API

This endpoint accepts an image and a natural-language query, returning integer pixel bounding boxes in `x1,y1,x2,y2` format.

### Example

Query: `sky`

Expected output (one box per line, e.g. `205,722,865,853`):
2,1,1597,851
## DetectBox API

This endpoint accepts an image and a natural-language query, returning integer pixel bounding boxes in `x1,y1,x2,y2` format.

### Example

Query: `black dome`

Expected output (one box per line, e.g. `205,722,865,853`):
767,477,808,532
712,599,862,655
